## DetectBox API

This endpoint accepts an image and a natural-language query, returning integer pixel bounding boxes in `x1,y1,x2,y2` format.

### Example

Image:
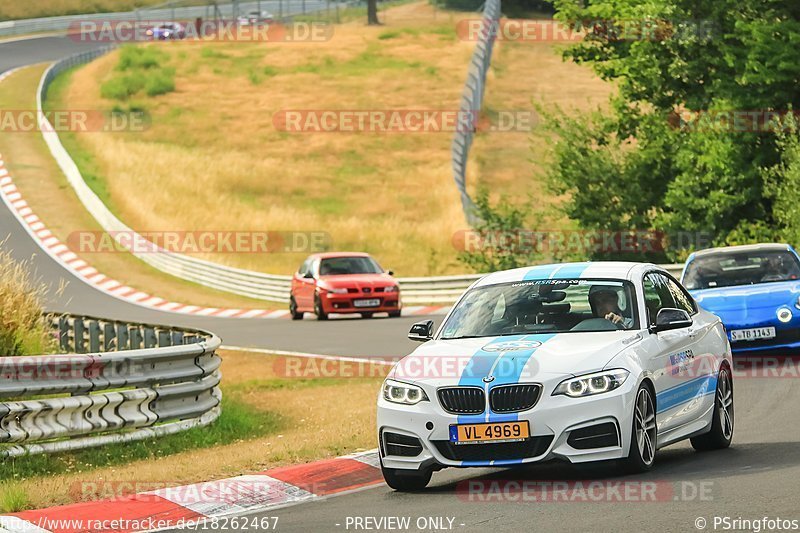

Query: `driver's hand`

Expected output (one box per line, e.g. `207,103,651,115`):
604,312,623,324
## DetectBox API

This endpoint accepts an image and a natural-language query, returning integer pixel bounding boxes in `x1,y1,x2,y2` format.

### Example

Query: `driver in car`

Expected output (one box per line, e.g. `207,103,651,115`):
590,289,633,329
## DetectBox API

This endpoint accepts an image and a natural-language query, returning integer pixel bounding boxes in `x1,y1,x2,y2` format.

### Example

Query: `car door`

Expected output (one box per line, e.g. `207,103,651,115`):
641,271,703,435
293,258,316,309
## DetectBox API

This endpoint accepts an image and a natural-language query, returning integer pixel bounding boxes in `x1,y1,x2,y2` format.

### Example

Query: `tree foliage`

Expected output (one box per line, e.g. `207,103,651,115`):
543,0,800,260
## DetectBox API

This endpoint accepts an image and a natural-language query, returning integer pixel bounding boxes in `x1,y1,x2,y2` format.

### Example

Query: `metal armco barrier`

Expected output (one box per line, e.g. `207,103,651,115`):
35,42,685,307
0,315,222,458
0,1,333,37
450,0,501,224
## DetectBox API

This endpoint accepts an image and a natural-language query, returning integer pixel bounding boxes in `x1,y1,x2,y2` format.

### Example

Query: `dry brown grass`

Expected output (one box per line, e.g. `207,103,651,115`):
0,0,167,21
0,247,57,356
56,2,612,276
5,349,385,510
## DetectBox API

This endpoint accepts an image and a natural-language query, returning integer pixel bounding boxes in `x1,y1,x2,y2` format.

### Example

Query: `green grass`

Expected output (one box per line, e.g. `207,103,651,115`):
44,66,115,208
0,396,283,482
0,483,30,513
100,46,176,102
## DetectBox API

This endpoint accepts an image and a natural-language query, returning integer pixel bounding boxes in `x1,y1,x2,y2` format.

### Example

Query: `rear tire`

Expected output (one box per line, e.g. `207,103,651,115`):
289,297,304,320
380,460,432,492
314,295,328,321
620,383,657,474
691,366,734,451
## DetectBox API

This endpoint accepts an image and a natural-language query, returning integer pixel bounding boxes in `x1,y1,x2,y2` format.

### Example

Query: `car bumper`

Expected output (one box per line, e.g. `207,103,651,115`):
377,377,638,471
322,293,401,313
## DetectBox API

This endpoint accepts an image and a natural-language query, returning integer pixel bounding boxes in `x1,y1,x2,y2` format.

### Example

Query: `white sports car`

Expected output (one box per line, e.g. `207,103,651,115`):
377,262,734,490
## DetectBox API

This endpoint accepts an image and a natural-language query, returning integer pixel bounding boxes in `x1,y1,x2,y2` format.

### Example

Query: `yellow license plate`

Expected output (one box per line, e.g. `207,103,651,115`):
449,421,530,444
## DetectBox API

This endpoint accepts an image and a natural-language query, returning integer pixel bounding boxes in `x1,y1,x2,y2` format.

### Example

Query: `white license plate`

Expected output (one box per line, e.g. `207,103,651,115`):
353,298,380,308
730,327,776,342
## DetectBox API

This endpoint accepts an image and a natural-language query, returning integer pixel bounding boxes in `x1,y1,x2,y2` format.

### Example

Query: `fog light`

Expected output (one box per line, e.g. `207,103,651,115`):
777,307,793,323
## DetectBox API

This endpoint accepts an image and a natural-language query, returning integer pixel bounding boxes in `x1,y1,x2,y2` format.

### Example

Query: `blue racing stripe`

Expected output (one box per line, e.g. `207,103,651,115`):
656,375,717,413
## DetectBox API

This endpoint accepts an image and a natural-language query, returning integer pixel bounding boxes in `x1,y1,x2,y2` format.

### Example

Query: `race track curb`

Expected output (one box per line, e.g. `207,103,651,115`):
0,450,382,533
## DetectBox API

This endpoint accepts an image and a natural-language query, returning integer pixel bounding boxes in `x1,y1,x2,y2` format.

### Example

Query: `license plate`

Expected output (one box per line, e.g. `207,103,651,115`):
730,327,776,342
449,421,530,445
353,298,380,308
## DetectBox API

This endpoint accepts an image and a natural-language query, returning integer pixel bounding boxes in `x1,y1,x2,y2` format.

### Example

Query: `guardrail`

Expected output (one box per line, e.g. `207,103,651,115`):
0,0,333,37
450,0,500,224
0,315,221,458
35,43,686,308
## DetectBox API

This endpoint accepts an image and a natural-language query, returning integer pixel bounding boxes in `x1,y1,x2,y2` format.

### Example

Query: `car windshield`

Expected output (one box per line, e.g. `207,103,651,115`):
683,250,800,290
440,279,639,339
319,256,382,275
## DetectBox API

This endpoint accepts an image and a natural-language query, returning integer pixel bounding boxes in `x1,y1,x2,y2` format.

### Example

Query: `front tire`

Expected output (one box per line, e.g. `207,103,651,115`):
621,383,657,473
289,297,304,320
314,295,328,321
388,310,401,318
360,312,374,319
691,366,734,451
380,460,432,491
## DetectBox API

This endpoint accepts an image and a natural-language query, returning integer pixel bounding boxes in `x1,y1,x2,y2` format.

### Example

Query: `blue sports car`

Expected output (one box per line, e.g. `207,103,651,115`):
681,243,800,353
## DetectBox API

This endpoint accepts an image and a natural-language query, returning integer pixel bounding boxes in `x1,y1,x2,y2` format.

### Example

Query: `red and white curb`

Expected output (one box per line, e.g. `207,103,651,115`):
0,67,450,320
0,451,382,533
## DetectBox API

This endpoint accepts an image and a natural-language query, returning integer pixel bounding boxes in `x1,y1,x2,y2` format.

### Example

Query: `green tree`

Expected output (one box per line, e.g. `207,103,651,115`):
543,0,800,259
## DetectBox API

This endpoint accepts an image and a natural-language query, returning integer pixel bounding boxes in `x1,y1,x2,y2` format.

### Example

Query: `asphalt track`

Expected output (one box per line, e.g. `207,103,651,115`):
3,36,800,533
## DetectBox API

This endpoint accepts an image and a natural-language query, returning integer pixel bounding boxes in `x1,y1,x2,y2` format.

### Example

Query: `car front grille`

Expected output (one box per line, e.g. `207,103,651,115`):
437,387,485,414
432,435,554,462
489,384,542,413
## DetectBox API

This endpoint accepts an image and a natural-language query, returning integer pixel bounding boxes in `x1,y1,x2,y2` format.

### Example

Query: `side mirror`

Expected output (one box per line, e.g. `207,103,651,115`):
408,320,433,342
303,271,314,279
387,270,394,276
651,308,692,333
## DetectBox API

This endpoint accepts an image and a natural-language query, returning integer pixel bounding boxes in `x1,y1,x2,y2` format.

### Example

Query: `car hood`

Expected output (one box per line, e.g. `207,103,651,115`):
318,273,395,288
691,281,800,312
390,331,641,387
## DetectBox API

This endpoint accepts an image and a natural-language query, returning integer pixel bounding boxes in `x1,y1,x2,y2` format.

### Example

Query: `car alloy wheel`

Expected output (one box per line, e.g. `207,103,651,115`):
691,366,734,451
635,386,657,466
717,368,734,440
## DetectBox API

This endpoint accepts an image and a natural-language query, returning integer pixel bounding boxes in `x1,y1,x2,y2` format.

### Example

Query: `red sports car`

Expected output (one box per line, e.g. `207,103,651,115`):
290,252,402,320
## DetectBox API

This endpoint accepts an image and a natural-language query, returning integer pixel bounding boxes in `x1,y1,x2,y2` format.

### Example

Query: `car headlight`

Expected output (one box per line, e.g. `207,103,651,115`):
383,379,428,405
552,369,630,398
324,287,348,294
383,285,399,293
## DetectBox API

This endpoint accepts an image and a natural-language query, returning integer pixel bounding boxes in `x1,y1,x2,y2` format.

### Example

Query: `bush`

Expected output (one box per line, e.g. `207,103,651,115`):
144,70,176,96
0,249,54,357
116,45,166,71
100,74,145,100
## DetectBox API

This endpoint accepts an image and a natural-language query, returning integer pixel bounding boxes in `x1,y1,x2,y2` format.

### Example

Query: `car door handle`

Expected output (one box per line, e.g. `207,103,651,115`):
687,327,699,339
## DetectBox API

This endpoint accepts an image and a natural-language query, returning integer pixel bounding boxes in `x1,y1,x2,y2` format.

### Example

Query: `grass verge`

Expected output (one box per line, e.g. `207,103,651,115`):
0,349,386,511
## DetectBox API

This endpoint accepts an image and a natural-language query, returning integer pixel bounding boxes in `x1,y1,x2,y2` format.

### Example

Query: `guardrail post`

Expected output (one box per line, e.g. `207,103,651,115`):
73,318,86,353
144,327,157,349
88,320,101,353
103,322,116,351
158,330,171,347
58,315,70,352
116,323,129,350
129,326,143,350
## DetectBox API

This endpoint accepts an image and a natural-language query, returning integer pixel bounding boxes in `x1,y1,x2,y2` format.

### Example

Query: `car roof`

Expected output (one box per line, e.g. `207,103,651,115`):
691,243,793,258
309,252,372,260
473,261,661,288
